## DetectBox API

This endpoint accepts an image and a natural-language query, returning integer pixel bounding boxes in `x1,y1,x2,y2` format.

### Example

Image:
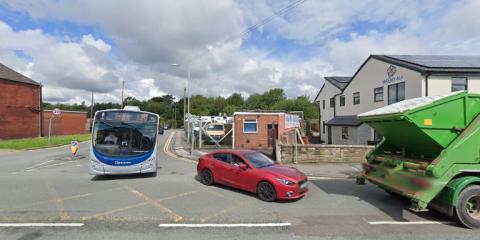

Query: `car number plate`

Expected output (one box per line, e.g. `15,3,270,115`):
300,182,308,189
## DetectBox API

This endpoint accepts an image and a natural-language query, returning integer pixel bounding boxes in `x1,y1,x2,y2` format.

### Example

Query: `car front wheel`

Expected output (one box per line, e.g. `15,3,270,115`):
257,181,277,202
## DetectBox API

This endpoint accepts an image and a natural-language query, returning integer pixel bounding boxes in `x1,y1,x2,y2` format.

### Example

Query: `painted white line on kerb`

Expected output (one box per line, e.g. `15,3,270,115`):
368,221,454,225
0,223,84,227
159,223,292,228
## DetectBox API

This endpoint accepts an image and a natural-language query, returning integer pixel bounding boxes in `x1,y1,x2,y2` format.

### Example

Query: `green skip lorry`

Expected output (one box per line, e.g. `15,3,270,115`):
356,91,480,228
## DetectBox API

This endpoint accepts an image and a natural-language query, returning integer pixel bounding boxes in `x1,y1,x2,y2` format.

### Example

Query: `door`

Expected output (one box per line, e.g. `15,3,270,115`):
327,126,332,144
267,124,278,148
230,154,257,192
212,153,235,185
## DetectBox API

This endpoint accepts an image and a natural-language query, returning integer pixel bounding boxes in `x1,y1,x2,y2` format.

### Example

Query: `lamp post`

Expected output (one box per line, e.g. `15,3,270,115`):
171,63,193,155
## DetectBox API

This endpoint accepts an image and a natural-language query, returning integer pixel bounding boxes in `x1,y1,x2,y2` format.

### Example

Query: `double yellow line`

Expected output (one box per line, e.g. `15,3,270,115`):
163,131,196,164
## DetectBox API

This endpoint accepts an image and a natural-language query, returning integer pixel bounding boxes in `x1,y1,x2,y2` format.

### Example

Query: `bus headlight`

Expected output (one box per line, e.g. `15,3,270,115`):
90,159,102,171
142,157,155,169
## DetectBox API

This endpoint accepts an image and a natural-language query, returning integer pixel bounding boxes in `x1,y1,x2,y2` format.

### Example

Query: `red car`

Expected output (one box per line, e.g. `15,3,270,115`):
197,149,308,201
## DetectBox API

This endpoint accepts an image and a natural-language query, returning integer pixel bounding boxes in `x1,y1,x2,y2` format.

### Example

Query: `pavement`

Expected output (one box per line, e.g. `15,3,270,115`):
170,130,362,179
0,129,478,239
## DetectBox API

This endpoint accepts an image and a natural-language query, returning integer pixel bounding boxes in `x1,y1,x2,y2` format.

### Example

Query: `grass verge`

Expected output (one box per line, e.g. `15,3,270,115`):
0,133,91,150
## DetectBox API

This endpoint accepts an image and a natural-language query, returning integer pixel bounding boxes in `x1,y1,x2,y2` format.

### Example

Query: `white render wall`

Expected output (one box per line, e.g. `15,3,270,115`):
470,76,480,92
428,75,480,95
337,58,424,117
316,80,341,142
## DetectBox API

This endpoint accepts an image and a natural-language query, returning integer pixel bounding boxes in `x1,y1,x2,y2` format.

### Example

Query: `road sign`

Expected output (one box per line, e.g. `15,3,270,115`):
70,140,78,156
52,108,61,116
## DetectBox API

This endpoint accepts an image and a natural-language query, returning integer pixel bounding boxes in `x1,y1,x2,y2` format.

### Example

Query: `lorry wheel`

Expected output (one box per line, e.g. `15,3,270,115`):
455,185,480,228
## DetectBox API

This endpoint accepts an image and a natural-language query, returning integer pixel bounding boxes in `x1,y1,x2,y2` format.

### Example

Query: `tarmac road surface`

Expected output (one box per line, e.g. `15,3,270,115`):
0,130,478,240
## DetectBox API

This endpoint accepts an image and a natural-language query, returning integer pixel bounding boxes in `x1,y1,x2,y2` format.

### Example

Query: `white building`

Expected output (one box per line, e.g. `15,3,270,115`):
315,55,480,145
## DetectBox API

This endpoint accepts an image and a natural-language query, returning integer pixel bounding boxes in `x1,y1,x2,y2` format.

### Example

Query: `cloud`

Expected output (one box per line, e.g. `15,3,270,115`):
0,0,480,105
81,34,111,52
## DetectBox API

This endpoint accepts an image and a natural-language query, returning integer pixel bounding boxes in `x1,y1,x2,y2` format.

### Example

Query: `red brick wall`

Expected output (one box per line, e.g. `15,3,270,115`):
234,114,287,150
0,80,40,139
43,110,88,136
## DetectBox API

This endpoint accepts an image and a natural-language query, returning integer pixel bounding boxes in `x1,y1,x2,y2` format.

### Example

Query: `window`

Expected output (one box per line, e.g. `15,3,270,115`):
353,92,360,105
243,119,257,133
339,95,345,106
213,153,230,164
374,87,384,102
452,77,467,92
232,154,247,166
342,127,349,140
330,97,335,108
322,100,325,109
322,121,326,134
388,82,405,105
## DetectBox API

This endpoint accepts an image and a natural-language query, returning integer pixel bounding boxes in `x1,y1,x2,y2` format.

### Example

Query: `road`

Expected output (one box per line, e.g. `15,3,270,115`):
0,130,478,239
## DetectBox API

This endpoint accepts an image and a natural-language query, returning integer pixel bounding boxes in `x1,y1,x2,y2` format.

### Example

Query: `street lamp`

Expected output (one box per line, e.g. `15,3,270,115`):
171,63,193,154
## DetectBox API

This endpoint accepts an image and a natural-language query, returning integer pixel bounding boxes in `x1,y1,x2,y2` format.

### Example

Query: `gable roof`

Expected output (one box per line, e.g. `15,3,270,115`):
372,55,480,74
0,63,40,86
324,76,352,91
314,76,352,101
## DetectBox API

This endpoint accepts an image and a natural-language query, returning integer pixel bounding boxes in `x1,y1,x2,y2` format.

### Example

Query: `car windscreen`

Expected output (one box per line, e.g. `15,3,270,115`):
207,125,224,131
93,121,157,157
244,152,274,168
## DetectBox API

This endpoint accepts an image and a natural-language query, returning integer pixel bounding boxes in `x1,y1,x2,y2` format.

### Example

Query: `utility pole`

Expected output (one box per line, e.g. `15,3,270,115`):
186,64,191,145
120,80,125,109
183,87,186,124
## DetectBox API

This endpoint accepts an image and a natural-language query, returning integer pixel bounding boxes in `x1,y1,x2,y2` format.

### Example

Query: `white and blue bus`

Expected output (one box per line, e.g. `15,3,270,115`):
89,107,159,175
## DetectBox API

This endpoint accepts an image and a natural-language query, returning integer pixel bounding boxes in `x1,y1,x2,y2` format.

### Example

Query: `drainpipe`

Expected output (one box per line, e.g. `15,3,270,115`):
333,93,342,117
425,72,431,97
39,84,44,137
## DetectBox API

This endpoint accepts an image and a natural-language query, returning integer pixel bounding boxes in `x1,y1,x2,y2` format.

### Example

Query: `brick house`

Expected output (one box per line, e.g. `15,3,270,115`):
43,110,88,136
233,112,300,150
0,63,42,139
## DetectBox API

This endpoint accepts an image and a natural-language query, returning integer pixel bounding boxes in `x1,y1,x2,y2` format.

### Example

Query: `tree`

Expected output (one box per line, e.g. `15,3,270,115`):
226,93,244,107
262,88,286,109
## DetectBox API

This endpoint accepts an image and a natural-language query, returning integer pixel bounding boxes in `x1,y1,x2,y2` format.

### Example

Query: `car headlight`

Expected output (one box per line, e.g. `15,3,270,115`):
276,178,295,185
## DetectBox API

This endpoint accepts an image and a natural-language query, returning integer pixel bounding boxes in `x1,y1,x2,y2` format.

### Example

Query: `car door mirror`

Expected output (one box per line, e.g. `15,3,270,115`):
238,163,247,170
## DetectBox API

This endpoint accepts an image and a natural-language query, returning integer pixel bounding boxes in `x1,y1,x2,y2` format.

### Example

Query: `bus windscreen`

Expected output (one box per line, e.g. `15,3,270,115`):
93,112,158,157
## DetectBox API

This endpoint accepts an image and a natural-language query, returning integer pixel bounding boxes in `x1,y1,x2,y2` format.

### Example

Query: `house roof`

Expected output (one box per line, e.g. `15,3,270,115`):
314,76,352,101
372,55,480,74
326,115,362,126
324,76,353,91
0,63,40,86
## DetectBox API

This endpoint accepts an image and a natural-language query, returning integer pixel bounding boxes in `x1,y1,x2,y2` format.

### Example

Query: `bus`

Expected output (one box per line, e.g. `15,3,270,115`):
89,107,159,175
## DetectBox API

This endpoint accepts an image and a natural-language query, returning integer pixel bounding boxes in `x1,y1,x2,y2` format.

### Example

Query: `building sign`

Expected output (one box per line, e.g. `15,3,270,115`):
285,114,300,128
382,64,404,84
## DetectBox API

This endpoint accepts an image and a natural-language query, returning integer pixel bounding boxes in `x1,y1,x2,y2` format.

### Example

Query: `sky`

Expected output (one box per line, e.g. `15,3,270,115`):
1,0,480,104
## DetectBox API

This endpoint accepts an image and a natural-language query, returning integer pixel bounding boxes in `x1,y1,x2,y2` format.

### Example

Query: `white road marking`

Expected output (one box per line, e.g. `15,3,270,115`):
307,176,354,180
368,221,455,225
23,160,55,171
26,161,72,171
347,164,361,172
159,223,291,228
0,223,84,227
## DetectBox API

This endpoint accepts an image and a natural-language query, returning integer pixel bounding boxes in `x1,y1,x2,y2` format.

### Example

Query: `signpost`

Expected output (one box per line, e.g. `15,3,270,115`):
48,109,61,145
70,140,79,156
